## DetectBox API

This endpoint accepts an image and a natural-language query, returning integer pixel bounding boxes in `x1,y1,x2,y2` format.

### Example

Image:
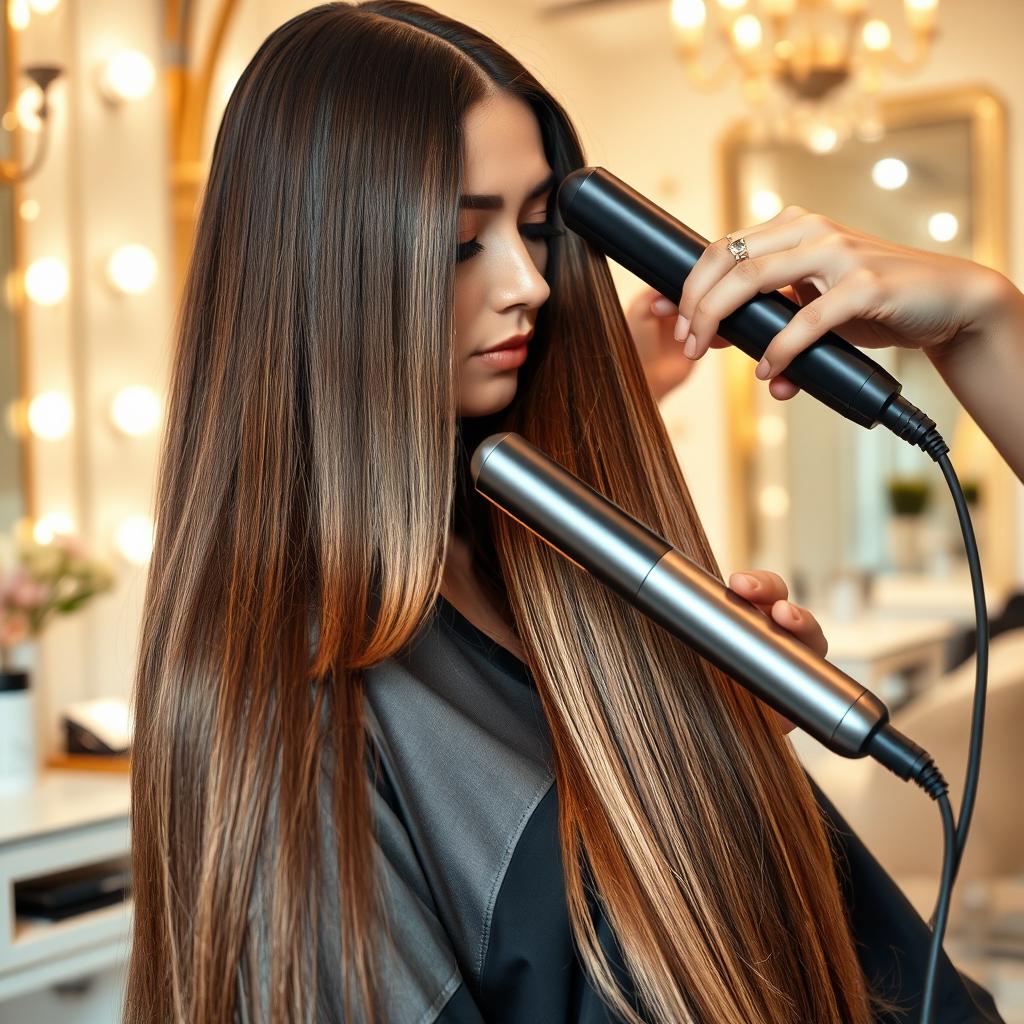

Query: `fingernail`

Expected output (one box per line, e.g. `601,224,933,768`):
674,316,690,342
735,573,758,590
684,334,697,359
755,357,772,379
652,297,676,315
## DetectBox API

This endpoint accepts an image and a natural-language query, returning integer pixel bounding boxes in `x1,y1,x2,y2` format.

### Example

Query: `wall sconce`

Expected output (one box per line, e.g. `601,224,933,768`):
106,243,157,294
110,385,160,436
99,50,155,105
24,255,68,305
1,65,63,183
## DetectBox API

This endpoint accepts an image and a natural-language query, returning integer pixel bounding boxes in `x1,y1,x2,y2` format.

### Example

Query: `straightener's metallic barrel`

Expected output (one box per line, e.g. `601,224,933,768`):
471,431,889,757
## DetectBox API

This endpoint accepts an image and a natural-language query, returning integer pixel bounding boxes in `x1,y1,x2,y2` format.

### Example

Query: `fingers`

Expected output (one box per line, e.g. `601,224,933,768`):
729,569,788,603
686,241,857,360
675,208,823,341
756,268,885,380
728,570,828,658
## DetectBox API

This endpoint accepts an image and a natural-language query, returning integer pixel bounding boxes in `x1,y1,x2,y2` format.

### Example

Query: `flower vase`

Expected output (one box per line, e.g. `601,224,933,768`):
0,669,36,793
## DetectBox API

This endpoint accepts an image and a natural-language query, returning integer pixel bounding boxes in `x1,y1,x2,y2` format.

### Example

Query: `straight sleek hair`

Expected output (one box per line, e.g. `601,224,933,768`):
125,3,902,1022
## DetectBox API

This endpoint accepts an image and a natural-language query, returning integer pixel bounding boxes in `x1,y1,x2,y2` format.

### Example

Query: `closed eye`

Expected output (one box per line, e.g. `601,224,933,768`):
455,220,564,264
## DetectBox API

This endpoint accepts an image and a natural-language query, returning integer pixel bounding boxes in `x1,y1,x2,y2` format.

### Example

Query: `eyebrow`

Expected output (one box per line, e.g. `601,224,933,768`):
459,171,558,210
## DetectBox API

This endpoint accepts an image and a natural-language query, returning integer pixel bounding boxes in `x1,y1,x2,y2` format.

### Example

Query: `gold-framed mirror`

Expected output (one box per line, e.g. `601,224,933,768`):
718,84,1014,607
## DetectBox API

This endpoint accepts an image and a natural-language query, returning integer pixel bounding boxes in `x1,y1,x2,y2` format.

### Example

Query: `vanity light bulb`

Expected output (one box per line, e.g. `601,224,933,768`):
106,243,157,294
100,50,155,103
111,385,160,436
862,19,892,51
33,512,75,544
872,157,909,190
927,212,958,243
750,189,783,220
758,485,790,518
731,13,762,50
757,415,787,447
27,390,72,440
27,0,59,12
807,125,839,153
24,257,68,305
15,85,43,132
19,198,39,221
8,0,29,31
114,515,155,565
671,0,706,32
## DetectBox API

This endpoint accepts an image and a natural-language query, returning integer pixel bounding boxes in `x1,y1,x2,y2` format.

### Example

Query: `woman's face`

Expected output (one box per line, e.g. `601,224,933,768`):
454,93,554,418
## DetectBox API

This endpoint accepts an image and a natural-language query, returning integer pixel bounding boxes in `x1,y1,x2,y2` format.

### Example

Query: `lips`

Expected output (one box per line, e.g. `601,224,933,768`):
480,328,533,354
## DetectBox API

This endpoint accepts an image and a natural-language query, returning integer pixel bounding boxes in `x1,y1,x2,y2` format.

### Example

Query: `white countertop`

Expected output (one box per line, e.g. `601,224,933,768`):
0,770,130,846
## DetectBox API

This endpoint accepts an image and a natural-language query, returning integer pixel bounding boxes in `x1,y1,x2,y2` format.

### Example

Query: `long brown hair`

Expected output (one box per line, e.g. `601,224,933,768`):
125,3,897,1022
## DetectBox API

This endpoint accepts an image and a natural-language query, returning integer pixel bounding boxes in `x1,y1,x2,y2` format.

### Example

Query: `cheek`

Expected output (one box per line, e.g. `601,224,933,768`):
453,269,485,358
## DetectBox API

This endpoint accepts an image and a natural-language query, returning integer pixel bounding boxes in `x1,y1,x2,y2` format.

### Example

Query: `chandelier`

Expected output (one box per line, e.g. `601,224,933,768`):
671,0,940,151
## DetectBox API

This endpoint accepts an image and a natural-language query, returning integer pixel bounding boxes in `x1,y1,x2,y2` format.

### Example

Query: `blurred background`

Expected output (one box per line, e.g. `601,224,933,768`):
0,0,1021,1020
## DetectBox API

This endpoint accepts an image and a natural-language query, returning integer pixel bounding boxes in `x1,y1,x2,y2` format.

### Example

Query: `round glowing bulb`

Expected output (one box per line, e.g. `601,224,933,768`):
24,257,68,306
27,390,72,440
807,125,839,153
671,0,706,30
19,198,39,221
862,19,892,51
731,13,762,50
114,515,154,565
927,212,958,243
757,415,787,446
110,385,161,436
34,512,75,544
27,0,59,12
100,50,155,103
872,157,909,190
106,243,157,294
15,85,43,132
8,0,29,31
905,0,937,9
758,485,790,518
750,189,783,220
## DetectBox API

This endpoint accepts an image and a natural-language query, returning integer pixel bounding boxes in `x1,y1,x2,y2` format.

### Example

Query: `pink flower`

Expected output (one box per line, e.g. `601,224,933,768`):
9,575,48,609
0,612,30,648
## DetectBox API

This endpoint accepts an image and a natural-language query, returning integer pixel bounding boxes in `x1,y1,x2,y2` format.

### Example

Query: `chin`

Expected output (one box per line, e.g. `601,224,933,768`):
457,380,518,418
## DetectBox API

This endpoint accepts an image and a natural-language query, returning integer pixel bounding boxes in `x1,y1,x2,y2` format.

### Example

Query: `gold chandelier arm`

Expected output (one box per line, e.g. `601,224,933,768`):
878,31,938,75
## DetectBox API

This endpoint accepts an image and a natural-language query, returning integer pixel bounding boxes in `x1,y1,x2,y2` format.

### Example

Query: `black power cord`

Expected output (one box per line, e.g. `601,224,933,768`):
864,412,990,1024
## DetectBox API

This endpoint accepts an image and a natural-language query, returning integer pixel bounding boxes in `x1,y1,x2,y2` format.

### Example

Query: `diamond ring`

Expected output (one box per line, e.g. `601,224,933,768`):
726,234,750,263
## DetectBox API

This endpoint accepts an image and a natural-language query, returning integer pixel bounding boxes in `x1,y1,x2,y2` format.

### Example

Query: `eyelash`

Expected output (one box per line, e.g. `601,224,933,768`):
455,220,565,264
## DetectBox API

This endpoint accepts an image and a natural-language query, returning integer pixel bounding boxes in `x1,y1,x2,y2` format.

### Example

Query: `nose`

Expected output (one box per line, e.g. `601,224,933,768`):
498,236,551,314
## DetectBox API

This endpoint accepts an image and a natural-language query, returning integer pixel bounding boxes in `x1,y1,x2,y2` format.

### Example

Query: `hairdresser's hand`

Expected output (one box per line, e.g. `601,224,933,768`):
728,569,828,736
648,206,1014,400
625,284,698,402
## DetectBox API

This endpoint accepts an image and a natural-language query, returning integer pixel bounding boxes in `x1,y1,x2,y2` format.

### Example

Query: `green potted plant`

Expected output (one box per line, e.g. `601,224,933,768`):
886,477,931,572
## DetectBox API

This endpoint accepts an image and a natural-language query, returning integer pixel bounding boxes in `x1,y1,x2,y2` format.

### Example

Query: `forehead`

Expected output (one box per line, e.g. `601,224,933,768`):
461,93,548,191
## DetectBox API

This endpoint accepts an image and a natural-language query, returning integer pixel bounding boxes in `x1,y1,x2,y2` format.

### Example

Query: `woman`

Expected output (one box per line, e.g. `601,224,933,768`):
124,3,1008,1022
